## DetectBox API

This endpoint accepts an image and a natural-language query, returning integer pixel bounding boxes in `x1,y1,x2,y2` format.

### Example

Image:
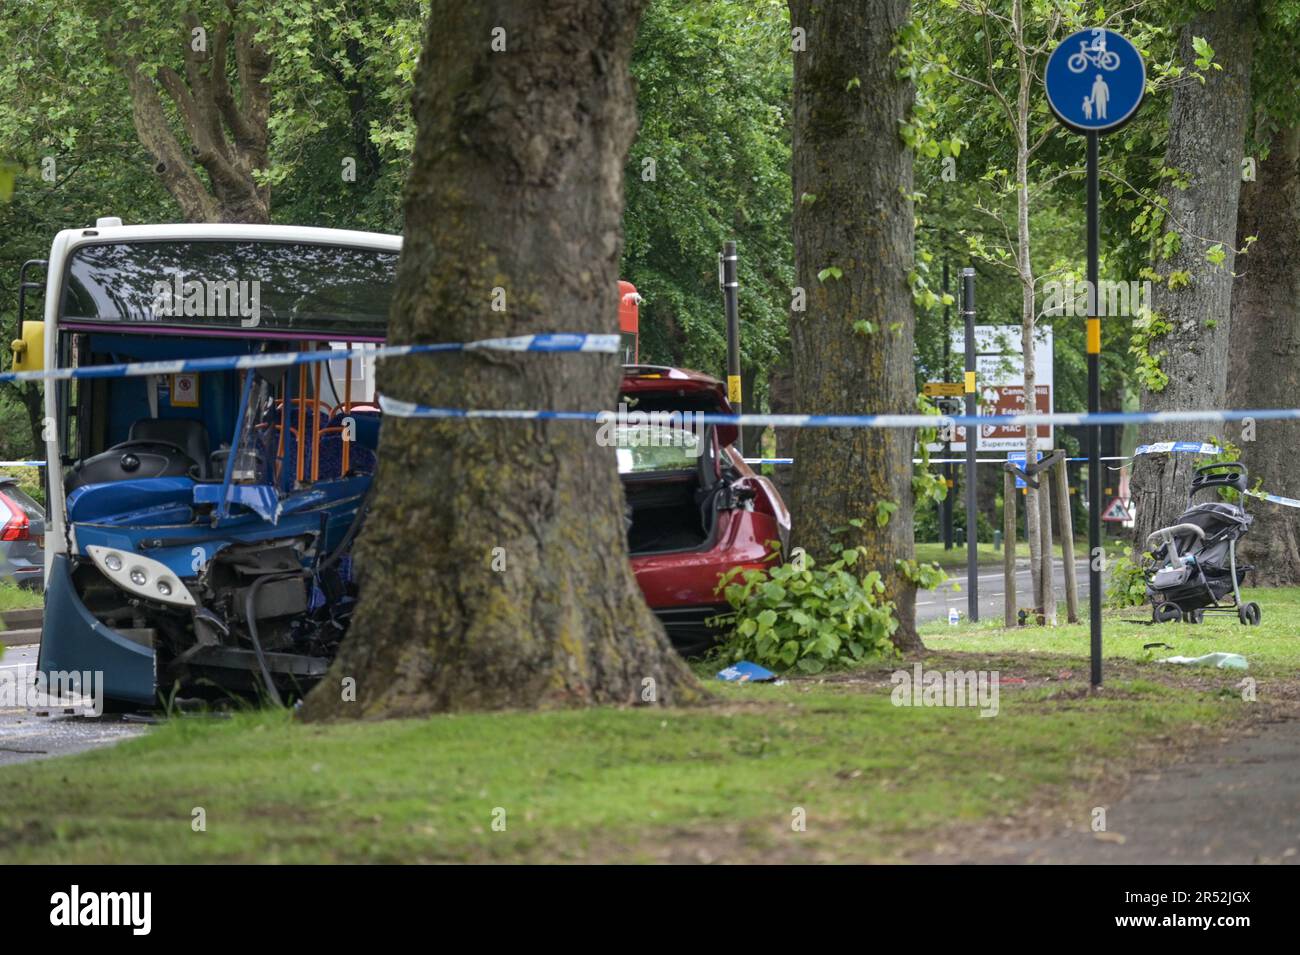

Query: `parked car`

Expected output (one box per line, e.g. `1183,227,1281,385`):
0,477,46,591
620,366,790,654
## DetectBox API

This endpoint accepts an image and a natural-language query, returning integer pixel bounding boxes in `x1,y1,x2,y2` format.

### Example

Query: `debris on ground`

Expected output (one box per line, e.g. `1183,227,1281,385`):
1155,652,1248,670
716,661,778,682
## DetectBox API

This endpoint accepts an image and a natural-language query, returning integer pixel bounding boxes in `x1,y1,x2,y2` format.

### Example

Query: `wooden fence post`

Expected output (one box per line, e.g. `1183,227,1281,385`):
1038,470,1055,625
1055,458,1080,623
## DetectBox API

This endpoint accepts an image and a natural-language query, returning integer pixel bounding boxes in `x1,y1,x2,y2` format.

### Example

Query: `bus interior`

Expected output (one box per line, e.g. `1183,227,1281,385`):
48,328,379,705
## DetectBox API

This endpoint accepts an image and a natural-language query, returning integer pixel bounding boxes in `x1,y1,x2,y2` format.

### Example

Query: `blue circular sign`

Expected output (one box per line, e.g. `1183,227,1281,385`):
1045,28,1145,134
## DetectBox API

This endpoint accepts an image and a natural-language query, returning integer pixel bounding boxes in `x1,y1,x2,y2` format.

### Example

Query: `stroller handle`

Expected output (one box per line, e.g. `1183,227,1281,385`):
1146,522,1205,549
1189,460,1248,499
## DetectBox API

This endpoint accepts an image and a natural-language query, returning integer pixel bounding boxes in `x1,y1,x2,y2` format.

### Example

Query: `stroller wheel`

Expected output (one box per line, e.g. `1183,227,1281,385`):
1237,602,1262,626
1182,608,1204,624
1153,602,1181,623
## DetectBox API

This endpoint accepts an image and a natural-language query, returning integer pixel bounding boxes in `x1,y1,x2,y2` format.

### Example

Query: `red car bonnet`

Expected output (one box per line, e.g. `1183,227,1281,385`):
619,365,739,448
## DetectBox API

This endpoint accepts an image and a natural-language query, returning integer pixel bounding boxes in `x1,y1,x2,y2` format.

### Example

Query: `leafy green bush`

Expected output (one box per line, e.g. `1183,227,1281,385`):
1106,553,1149,609
714,548,898,673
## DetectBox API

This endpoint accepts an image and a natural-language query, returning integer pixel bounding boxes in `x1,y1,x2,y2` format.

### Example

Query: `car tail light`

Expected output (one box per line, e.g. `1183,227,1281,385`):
0,492,30,542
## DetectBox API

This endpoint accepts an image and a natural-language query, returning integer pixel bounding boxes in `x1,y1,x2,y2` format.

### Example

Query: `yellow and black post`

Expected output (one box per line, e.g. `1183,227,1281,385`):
721,241,743,455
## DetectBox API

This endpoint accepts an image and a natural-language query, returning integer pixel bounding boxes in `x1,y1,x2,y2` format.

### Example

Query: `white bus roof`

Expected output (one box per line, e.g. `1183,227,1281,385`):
53,221,402,252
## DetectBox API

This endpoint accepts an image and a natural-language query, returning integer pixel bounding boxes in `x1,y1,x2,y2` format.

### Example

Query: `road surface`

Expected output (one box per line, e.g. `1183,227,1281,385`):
952,717,1300,864
0,643,145,766
917,558,1093,624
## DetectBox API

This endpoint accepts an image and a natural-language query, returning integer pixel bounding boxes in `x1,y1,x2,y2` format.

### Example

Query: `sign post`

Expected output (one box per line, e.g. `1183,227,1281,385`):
962,267,978,622
942,260,954,551
1045,27,1145,687
720,241,743,455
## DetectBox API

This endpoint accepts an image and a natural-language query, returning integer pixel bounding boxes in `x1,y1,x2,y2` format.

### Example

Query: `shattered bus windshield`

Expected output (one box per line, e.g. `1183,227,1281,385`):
60,241,397,336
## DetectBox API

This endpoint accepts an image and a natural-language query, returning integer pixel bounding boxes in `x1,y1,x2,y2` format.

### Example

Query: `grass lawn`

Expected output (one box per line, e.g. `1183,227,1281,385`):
924,586,1300,674
914,538,1128,570
3,590,1296,863
0,673,1252,864
0,581,42,615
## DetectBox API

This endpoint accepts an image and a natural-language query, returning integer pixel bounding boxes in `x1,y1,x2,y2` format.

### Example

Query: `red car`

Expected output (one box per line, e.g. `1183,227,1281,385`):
619,365,791,653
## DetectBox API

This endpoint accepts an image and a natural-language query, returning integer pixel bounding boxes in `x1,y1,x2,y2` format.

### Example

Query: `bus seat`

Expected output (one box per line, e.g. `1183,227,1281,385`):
275,423,378,485
128,418,211,478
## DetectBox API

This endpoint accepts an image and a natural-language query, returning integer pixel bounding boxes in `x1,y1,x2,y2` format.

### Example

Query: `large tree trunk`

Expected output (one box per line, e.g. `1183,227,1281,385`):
1130,4,1256,550
786,0,920,651
302,0,699,719
1227,124,1300,584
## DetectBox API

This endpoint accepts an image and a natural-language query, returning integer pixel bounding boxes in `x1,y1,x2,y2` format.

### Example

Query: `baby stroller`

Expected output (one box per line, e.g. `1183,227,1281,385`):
1145,462,1261,625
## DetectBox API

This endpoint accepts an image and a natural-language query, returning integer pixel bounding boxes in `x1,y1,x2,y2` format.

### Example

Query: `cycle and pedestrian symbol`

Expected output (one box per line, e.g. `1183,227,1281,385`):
1045,28,1145,133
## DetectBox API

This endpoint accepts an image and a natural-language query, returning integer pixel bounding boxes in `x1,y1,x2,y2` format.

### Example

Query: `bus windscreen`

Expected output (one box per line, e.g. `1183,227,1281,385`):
60,240,398,336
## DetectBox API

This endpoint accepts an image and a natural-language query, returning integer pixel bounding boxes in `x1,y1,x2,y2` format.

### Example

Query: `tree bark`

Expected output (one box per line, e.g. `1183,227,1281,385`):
1011,0,1049,621
1227,123,1300,584
115,13,272,223
302,0,700,719
786,0,920,651
1130,3,1256,550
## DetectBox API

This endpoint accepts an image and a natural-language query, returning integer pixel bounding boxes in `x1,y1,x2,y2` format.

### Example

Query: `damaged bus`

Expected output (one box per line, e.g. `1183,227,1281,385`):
15,221,395,706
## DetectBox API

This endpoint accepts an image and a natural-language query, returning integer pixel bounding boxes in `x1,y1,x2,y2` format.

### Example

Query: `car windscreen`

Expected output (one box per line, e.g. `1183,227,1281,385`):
0,482,44,519
614,426,703,474
60,241,397,336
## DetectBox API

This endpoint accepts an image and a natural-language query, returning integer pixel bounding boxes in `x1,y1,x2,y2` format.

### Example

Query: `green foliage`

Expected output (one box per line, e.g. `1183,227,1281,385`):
716,548,899,674
1191,35,1220,77
896,557,947,589
0,580,44,613
622,0,793,400
1129,309,1173,392
1106,553,1149,609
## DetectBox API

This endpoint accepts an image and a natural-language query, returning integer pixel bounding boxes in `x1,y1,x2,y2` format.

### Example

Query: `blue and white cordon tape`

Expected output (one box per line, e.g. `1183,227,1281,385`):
7,327,1300,513
1248,490,1300,510
377,401,1300,431
0,332,620,385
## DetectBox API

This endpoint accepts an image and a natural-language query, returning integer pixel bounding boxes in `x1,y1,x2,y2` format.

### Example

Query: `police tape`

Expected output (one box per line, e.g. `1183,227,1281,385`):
376,399,1300,430
1133,441,1221,456
0,332,621,385
745,456,1133,465
749,450,1207,465
1248,490,1300,509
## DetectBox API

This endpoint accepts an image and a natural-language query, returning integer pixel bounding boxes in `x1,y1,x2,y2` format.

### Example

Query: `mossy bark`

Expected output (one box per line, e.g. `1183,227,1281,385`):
786,0,922,651
1227,124,1300,584
1130,4,1256,550
303,0,701,719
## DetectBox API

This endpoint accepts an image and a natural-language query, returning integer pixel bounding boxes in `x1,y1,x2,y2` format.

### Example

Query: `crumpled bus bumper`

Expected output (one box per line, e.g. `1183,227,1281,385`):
36,555,157,706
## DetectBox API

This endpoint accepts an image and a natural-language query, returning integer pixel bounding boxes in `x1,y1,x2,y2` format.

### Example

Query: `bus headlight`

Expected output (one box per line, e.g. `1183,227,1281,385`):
86,545,196,607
